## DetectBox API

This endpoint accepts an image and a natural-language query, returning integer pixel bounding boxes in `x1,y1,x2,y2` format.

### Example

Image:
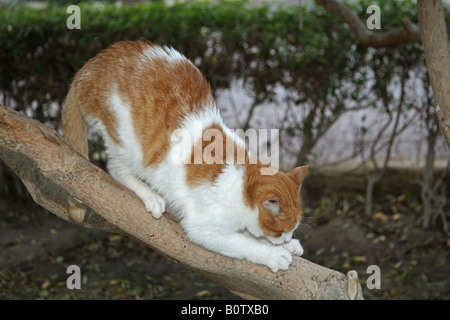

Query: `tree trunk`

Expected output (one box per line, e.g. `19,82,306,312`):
0,104,364,300
295,137,316,166
364,177,375,217
421,131,437,229
417,0,450,149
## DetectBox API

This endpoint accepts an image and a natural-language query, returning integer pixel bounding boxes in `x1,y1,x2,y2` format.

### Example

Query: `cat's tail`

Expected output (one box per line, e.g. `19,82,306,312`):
62,84,88,159
61,83,88,224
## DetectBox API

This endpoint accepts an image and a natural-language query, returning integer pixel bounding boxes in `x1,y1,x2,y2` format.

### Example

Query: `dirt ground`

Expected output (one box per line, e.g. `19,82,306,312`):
0,186,449,300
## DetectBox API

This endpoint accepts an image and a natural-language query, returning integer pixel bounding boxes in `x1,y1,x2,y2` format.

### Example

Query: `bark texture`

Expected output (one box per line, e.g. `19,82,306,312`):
417,0,450,149
0,104,364,300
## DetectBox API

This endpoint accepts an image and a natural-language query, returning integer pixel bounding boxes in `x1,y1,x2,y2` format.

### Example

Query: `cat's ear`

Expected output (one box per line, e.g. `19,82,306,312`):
263,198,280,216
288,165,308,188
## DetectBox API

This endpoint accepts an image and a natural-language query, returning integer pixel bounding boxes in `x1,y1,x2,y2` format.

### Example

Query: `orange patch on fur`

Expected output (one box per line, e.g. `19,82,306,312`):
186,124,250,186
121,42,214,166
65,41,215,167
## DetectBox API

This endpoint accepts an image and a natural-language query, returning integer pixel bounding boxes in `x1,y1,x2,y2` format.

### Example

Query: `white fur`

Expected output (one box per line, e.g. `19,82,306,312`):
140,45,185,65
103,89,166,217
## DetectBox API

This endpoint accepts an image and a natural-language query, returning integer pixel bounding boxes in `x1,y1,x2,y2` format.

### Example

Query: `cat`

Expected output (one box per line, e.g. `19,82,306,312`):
62,41,308,272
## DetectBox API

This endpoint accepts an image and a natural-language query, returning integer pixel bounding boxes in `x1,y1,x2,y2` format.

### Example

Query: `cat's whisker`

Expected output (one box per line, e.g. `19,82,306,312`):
295,216,317,238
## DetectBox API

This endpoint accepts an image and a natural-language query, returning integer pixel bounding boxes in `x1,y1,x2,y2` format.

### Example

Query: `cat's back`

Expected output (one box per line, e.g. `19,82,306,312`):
77,41,214,114
74,41,216,166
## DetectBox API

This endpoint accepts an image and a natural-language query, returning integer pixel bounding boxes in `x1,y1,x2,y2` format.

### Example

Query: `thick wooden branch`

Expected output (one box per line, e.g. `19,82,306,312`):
0,104,363,300
417,0,450,149
315,0,421,47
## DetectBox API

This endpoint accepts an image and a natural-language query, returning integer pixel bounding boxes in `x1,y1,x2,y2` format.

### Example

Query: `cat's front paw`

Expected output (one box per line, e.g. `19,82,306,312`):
143,194,166,219
283,239,304,256
265,246,293,273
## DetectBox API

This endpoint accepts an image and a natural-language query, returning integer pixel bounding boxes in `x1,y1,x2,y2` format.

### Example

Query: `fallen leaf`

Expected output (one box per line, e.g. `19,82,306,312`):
352,256,367,263
374,212,387,222
196,290,212,298
49,228,58,236
41,280,51,290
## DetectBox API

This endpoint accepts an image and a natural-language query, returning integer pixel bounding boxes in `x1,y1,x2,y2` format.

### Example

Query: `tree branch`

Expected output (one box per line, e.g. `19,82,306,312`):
315,0,421,47
314,0,449,148
0,104,363,300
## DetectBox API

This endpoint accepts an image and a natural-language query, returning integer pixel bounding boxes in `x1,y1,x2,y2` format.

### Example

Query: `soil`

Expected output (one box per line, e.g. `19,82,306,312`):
0,188,449,300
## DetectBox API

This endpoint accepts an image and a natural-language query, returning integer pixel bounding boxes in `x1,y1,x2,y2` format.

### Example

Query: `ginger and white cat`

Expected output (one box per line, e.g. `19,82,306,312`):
62,41,308,272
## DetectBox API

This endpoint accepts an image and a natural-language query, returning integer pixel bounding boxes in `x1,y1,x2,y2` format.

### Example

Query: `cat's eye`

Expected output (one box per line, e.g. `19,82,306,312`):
263,198,279,215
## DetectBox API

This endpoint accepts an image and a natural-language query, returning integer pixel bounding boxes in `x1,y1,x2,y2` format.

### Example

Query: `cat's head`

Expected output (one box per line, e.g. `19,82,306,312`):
245,165,308,245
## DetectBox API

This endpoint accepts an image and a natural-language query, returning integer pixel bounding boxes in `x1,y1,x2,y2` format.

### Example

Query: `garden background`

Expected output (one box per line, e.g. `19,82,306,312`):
0,0,449,299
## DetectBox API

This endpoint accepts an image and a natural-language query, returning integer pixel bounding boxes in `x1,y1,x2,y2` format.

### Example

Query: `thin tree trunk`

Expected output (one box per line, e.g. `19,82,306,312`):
421,132,437,228
362,80,405,217
417,0,450,149
364,177,375,217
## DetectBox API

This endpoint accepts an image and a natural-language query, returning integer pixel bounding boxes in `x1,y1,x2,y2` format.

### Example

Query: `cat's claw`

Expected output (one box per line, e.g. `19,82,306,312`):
283,239,304,256
143,194,166,219
265,246,293,273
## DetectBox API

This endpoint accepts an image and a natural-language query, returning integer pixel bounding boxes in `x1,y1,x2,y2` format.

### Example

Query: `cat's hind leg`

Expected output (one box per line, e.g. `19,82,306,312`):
107,157,166,219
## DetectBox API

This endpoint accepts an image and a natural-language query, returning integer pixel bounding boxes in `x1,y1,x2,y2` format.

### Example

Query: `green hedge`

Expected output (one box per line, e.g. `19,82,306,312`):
0,0,434,127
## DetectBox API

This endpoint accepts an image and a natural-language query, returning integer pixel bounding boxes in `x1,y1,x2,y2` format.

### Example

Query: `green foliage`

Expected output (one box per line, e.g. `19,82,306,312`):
0,0,445,151
0,1,422,112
